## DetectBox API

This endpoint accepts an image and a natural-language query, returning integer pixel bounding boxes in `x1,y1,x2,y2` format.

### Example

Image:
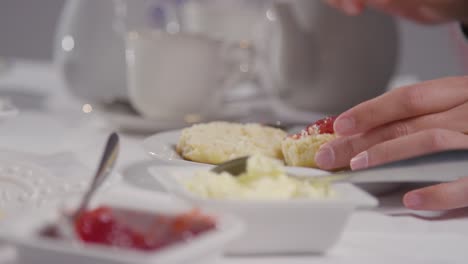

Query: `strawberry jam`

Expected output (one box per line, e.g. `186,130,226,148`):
306,116,337,135
289,116,337,139
74,206,216,252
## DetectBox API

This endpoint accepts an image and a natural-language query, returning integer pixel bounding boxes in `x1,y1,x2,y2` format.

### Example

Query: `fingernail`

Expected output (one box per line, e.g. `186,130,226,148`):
343,1,360,15
404,192,423,209
334,117,355,135
315,145,335,169
350,151,368,170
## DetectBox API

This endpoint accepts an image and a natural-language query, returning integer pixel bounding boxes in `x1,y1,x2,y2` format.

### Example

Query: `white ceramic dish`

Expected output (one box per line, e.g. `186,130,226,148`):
148,165,378,255
0,192,243,264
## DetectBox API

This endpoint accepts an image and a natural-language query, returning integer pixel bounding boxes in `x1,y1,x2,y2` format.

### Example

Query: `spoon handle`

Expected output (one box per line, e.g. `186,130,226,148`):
74,132,120,219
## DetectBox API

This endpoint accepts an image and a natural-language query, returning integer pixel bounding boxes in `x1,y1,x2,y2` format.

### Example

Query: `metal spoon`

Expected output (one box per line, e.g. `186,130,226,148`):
59,132,120,238
73,132,120,219
211,149,468,183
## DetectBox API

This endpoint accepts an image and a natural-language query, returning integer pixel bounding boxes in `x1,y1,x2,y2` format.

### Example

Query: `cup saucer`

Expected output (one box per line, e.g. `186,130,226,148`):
95,100,252,134
94,101,189,133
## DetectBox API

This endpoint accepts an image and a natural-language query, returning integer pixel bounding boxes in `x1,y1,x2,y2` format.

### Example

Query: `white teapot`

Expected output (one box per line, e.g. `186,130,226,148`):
270,1,398,113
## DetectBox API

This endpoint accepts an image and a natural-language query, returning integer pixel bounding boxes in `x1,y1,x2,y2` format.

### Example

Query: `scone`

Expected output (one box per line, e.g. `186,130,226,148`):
176,122,287,164
282,117,337,168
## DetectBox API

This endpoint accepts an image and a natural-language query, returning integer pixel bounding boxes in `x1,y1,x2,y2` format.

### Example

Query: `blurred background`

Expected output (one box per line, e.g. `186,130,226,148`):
1,0,464,79
0,0,65,61
0,0,467,133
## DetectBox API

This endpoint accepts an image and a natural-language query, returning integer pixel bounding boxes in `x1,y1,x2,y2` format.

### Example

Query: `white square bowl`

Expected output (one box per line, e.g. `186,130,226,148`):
0,192,243,264
148,166,378,255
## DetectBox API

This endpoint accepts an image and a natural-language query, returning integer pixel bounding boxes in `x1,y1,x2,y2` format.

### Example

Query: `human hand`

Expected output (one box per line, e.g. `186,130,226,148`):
325,0,468,25
314,76,468,210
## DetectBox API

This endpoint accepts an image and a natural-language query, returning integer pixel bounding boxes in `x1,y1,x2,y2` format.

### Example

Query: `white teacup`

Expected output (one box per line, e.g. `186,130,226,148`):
125,31,226,121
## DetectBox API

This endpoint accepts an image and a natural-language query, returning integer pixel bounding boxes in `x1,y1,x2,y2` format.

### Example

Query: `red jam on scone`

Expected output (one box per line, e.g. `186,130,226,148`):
282,117,337,168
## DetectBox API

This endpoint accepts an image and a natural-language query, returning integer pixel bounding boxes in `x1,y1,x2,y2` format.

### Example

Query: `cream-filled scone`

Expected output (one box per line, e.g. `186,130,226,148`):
177,122,287,164
282,117,337,168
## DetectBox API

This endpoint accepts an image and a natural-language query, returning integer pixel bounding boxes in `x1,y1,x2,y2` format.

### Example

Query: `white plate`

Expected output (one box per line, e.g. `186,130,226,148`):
148,165,378,254
143,130,333,173
143,129,312,168
143,130,209,166
0,150,121,211
0,158,46,209
0,191,243,264
143,130,403,195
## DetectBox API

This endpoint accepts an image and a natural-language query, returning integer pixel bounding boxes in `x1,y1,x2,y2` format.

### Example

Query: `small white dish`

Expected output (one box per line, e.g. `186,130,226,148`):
148,166,378,254
0,192,243,264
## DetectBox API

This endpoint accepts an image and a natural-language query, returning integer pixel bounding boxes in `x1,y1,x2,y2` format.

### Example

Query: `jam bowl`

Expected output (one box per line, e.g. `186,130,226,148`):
0,192,243,264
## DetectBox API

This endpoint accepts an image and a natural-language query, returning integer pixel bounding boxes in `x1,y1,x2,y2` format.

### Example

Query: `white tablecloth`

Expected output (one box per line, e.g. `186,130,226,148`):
0,61,467,263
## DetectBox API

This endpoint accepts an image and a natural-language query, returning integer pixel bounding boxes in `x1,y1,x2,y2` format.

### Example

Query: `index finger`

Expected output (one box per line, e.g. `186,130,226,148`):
334,77,468,136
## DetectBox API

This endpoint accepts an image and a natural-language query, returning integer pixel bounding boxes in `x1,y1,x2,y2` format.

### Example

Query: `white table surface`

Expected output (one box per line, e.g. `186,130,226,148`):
0,61,468,263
